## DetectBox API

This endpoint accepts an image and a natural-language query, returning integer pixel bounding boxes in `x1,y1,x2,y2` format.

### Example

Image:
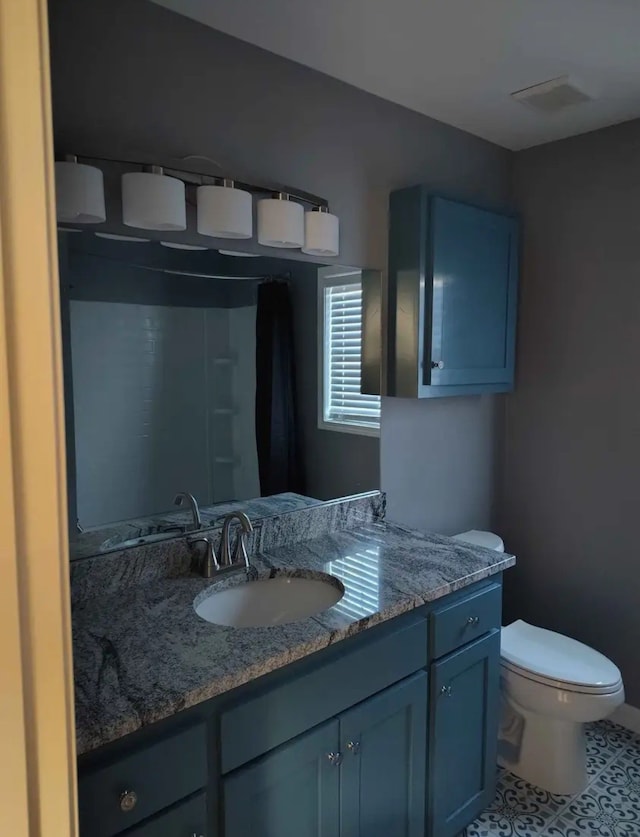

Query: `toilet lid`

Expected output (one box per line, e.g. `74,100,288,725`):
501,620,622,691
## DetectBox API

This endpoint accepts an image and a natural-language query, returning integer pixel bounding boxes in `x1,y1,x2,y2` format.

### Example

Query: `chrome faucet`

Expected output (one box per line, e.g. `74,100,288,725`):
220,512,253,569
173,492,201,531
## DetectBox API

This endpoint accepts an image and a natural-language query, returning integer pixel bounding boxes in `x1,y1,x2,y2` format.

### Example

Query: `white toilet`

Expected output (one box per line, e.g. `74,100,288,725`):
452,530,625,795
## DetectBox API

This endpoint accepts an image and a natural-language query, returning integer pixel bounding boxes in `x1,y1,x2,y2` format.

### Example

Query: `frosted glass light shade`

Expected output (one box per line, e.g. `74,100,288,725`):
122,171,186,231
160,241,208,250
302,209,339,256
197,184,252,239
55,161,106,223
95,233,149,242
258,198,304,248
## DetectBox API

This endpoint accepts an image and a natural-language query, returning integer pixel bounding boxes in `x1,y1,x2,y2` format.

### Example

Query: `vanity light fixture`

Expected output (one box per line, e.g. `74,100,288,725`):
122,165,186,231
55,155,106,224
55,152,336,251
302,206,340,257
258,193,304,248
197,179,253,239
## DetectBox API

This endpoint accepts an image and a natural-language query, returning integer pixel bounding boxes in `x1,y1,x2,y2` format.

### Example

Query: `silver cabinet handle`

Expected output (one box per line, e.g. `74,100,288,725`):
467,615,480,626
119,790,138,813
431,360,444,369
327,751,343,766
440,685,452,697
346,740,360,755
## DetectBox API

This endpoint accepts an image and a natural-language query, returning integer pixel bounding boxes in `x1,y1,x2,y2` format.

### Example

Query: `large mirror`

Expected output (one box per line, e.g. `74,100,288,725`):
61,233,380,559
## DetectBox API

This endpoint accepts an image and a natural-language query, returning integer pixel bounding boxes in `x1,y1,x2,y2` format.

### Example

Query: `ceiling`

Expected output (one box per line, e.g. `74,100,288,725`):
152,0,640,150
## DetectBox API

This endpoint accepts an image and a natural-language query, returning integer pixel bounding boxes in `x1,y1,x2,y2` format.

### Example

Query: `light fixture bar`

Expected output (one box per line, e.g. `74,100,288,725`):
56,152,330,212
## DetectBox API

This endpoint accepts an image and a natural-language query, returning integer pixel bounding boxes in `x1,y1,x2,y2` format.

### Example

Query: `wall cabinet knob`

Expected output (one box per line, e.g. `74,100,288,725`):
431,360,444,369
326,751,343,766
467,615,480,626
440,685,452,697
119,790,138,812
346,740,360,755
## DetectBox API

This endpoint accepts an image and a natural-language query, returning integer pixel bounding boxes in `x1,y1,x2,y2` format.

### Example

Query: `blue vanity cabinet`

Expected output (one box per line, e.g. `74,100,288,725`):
428,630,501,837
385,186,519,398
224,720,341,837
77,577,505,837
339,672,427,837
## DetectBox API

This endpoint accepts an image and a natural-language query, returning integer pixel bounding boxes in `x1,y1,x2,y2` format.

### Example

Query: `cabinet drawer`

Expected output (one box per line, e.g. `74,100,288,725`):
78,724,207,837
221,614,428,773
125,792,207,837
430,582,501,659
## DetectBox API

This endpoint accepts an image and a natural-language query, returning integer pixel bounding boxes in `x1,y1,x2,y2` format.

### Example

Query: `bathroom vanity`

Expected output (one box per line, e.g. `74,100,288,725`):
72,496,514,837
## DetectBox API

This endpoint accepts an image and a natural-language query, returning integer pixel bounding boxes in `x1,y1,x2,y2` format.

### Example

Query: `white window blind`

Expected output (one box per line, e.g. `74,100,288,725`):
321,277,380,432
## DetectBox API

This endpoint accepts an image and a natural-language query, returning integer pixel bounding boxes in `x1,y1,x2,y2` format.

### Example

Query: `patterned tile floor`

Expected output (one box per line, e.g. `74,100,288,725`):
465,721,640,837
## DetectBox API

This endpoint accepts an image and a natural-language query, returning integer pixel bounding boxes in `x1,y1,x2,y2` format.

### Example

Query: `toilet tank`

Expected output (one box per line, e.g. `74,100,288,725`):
452,530,505,552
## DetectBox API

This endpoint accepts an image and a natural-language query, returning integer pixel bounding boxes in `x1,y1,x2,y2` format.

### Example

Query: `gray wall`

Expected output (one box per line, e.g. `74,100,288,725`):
49,0,512,532
504,118,640,704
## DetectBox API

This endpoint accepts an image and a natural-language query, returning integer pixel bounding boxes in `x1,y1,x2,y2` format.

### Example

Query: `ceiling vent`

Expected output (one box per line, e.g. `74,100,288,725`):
511,75,593,112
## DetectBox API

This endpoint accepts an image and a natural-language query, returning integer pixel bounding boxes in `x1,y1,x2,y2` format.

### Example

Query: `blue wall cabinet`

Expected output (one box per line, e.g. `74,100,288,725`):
383,187,519,398
224,720,341,837
340,673,427,837
428,630,501,837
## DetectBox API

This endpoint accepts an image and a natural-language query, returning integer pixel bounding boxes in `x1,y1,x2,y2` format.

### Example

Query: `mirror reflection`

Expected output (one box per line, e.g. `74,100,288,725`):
60,233,380,559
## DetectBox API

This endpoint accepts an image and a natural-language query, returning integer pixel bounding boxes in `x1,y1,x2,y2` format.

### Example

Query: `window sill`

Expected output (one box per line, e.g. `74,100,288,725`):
317,418,380,438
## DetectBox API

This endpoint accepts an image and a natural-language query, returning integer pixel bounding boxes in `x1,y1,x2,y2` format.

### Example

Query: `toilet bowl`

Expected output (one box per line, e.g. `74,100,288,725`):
500,620,624,794
452,530,625,795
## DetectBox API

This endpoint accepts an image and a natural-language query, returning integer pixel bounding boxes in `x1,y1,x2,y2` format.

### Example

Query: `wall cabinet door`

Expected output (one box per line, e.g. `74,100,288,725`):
428,197,518,389
428,630,500,837
339,672,427,837
223,720,341,837
385,186,519,398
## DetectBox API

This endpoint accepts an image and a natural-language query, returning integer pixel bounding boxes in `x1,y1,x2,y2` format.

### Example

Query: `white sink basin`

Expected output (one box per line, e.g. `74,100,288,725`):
194,575,343,627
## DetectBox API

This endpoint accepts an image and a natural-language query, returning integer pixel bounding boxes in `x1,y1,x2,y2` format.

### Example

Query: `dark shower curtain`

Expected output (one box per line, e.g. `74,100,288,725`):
255,280,305,496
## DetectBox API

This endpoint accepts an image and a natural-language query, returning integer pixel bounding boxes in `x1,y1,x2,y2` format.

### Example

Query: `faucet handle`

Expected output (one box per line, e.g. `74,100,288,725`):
187,536,219,577
232,513,253,568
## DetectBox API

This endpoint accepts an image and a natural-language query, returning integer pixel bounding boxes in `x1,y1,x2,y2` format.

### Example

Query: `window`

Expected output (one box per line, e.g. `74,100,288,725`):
318,268,381,435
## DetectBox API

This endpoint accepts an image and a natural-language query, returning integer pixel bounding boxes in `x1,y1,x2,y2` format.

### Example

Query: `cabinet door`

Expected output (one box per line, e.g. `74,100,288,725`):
125,793,208,837
224,719,340,837
429,630,500,837
427,197,519,388
340,672,428,837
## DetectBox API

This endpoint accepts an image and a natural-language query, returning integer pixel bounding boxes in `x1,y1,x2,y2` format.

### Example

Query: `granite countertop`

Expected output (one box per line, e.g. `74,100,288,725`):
73,520,515,755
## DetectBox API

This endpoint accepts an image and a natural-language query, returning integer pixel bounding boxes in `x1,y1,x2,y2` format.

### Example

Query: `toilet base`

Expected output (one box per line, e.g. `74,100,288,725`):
498,698,587,795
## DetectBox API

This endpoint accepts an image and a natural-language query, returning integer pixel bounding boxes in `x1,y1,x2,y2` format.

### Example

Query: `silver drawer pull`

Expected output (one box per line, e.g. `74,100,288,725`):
327,751,343,766
440,685,453,697
346,740,360,755
466,615,480,626
119,789,138,813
